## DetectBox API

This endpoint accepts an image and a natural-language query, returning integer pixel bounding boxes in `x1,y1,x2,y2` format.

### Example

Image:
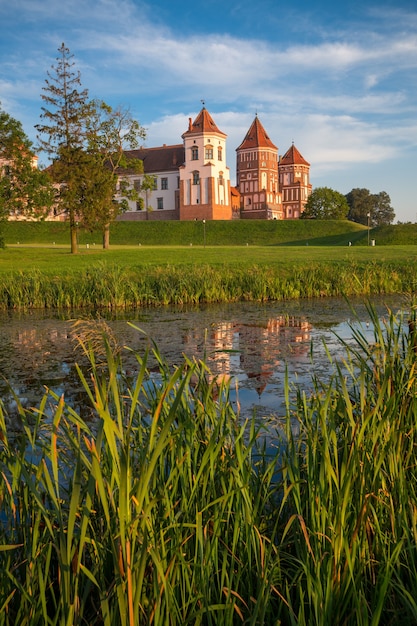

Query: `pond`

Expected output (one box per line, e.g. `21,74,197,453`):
0,294,405,434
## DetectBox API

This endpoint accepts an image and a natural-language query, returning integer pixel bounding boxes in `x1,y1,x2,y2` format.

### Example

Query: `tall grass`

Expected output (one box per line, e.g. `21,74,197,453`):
0,324,281,625
0,260,413,310
278,302,417,624
1,304,417,624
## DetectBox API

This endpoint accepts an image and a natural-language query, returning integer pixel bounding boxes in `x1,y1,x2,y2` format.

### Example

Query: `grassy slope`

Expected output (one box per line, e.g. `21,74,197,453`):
0,219,378,247
3,219,417,247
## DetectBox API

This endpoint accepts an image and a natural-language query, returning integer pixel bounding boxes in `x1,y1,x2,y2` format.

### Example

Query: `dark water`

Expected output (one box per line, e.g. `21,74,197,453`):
0,295,406,432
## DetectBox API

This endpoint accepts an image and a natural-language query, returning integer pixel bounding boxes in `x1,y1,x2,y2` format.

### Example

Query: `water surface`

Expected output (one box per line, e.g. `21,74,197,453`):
0,295,404,429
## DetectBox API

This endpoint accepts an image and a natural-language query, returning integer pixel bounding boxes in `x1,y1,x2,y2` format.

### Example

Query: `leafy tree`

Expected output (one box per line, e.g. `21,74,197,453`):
134,174,157,216
301,187,349,220
84,100,146,248
36,43,91,253
346,188,395,226
345,188,373,225
0,105,54,235
370,191,395,226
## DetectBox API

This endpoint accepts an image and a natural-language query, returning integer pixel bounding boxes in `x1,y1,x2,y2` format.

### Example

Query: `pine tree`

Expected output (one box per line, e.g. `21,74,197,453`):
36,43,90,253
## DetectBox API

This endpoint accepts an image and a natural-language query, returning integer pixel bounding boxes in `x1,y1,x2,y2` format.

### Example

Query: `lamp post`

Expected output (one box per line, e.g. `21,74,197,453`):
203,219,206,248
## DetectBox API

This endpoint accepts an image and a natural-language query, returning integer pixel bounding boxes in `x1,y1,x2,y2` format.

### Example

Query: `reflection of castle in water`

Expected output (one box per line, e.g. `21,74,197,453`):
183,315,312,395
5,314,312,402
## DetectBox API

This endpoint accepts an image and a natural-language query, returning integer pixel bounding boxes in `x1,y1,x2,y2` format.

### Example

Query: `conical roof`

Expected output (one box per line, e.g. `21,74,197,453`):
280,143,310,166
236,116,277,151
182,107,226,137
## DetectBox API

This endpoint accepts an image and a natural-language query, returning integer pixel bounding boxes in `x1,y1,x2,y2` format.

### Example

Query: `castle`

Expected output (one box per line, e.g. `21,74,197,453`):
119,106,312,221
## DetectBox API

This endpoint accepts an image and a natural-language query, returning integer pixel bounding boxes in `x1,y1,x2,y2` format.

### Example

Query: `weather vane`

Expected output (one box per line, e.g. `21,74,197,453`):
201,99,205,107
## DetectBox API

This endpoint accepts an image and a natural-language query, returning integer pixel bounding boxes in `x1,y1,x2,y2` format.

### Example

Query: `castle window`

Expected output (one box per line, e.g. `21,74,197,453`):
161,177,168,190
157,197,164,209
193,171,200,185
218,147,222,160
205,147,213,159
191,147,198,160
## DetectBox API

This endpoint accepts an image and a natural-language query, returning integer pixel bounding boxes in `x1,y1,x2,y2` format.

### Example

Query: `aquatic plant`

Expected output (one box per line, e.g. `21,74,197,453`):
0,258,414,310
1,304,417,623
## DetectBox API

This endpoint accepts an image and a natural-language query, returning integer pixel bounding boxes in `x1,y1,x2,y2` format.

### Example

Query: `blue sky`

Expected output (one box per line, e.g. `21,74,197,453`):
1,0,417,222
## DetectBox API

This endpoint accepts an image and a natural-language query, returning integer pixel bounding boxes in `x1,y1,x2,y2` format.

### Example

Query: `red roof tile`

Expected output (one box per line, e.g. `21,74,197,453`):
280,144,310,166
236,116,277,151
182,107,226,137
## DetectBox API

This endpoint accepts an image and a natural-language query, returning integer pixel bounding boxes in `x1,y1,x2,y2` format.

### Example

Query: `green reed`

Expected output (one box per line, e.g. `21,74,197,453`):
1,303,417,624
0,259,414,310
277,302,417,625
0,324,281,625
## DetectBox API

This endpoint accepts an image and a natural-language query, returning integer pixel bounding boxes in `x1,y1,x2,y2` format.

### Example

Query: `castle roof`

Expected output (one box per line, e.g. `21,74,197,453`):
236,116,277,151
182,107,226,138
280,143,310,166
123,144,185,173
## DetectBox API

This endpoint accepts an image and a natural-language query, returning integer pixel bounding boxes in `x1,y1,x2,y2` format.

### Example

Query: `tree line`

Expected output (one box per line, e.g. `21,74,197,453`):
301,186,395,225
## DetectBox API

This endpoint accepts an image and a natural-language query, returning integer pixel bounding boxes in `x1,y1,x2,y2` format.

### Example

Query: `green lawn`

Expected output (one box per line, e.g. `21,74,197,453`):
2,243,417,275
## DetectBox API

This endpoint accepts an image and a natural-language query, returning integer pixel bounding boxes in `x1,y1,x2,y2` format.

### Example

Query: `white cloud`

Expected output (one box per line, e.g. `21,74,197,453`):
2,0,417,220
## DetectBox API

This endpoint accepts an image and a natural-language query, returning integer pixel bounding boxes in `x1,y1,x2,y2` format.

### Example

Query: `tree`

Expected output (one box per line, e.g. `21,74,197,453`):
36,46,147,251
36,43,90,253
134,174,157,216
372,191,395,225
345,188,373,225
346,188,395,226
83,100,146,248
0,105,54,230
301,187,349,220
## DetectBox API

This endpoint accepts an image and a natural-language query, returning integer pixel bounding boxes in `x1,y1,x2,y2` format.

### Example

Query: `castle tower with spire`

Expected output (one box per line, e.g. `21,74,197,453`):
278,143,312,218
179,106,232,220
236,115,283,219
